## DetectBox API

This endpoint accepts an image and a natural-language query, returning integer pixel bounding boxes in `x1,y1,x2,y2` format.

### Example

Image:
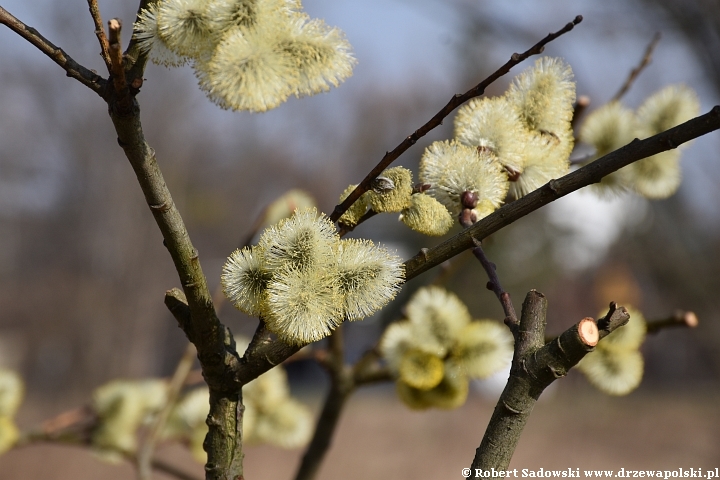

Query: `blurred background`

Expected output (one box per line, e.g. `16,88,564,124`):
1,0,720,478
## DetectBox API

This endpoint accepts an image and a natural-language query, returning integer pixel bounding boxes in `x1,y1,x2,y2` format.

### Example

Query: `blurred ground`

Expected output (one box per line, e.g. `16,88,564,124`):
2,385,718,480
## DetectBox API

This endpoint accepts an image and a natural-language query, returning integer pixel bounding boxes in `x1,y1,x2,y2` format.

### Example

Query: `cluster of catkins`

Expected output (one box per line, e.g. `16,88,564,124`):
221,207,405,345
579,85,699,199
133,0,355,112
90,342,312,462
577,306,647,396
339,57,577,237
0,369,23,454
379,286,513,410
163,338,312,461
92,379,168,461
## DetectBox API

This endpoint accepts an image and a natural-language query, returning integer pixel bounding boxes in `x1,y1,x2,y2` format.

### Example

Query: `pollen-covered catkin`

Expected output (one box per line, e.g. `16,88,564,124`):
365,167,414,213
400,194,453,236
334,238,405,321
419,140,509,218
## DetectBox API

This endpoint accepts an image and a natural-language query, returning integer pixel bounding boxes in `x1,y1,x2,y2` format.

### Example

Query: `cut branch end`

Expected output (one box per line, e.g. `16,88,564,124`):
577,317,599,347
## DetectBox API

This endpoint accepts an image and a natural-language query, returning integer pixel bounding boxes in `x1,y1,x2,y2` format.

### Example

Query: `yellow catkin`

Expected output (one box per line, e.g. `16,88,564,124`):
577,348,644,396
334,239,405,321
400,194,454,236
398,348,445,390
452,320,513,379
454,96,527,174
337,184,368,227
365,167,414,213
419,140,509,216
221,246,272,317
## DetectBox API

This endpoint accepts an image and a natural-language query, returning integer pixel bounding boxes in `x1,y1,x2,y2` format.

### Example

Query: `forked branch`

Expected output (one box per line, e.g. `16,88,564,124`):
470,293,630,474
330,15,583,223
0,6,106,95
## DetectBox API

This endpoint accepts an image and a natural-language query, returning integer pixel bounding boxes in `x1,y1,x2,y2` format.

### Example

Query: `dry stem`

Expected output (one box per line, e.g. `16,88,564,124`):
86,0,112,72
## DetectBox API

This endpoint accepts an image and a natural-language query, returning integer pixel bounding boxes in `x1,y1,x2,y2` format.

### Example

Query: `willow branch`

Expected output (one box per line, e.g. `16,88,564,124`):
471,238,518,330
86,0,112,72
110,93,243,479
166,292,302,387
137,342,197,480
330,15,583,223
0,6,106,96
646,310,698,334
337,209,378,237
107,19,127,95
612,32,661,102
294,326,353,480
404,106,720,282
470,292,630,473
17,412,202,480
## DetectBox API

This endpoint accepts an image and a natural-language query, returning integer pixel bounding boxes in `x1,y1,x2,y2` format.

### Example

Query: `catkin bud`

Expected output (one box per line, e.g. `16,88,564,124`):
337,184,368,227
365,167,413,213
400,194,454,236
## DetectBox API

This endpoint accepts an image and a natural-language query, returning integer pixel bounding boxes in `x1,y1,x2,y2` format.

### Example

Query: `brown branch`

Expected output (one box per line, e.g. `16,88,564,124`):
294,326,353,480
110,93,244,478
470,292,629,472
137,342,197,480
86,0,112,72
596,301,631,338
107,19,128,95
0,6,107,96
17,407,202,480
404,106,720,282
612,32,661,102
329,15,583,223
471,238,518,330
646,310,698,334
235,321,302,384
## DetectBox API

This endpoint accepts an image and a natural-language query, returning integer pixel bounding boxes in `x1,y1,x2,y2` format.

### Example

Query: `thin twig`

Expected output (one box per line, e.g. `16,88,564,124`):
0,6,106,95
471,238,518,329
612,32,661,102
294,326,353,480
646,310,698,334
86,0,112,72
108,19,127,95
330,15,583,223
17,410,202,480
137,343,197,480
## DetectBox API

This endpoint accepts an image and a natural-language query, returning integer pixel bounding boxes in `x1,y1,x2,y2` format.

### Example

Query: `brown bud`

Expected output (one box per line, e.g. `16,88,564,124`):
459,208,477,227
413,182,431,194
461,190,478,209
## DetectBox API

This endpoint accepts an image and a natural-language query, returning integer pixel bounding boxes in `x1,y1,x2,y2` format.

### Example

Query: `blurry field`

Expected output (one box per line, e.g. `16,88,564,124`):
1,385,718,480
